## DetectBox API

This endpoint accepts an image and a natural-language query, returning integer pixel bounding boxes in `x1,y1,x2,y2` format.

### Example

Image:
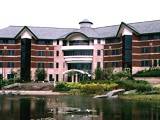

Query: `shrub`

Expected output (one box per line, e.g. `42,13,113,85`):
35,68,47,81
133,68,160,77
80,83,105,94
115,80,152,92
65,83,82,89
55,82,70,91
80,83,118,95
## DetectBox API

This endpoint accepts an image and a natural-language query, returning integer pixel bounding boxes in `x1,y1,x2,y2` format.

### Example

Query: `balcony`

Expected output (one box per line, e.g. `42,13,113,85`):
64,56,93,63
62,45,94,50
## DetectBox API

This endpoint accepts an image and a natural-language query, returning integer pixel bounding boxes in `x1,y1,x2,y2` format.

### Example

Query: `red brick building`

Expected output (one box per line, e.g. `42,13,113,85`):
0,19,160,82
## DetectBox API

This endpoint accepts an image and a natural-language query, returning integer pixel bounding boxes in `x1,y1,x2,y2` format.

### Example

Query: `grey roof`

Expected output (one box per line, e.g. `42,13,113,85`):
0,20,160,39
0,26,23,38
28,26,75,39
94,25,119,38
129,20,160,34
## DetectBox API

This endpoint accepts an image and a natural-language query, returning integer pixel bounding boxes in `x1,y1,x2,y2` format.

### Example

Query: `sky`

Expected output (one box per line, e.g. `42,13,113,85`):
0,0,160,28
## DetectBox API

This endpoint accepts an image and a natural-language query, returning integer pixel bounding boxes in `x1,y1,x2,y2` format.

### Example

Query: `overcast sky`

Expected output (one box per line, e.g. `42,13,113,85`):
0,0,160,28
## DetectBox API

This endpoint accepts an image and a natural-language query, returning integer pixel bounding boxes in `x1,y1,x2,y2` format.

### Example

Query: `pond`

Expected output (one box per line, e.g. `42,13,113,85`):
0,95,160,120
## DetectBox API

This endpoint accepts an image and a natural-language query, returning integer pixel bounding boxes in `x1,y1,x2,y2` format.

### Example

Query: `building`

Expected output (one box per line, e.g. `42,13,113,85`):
0,19,160,82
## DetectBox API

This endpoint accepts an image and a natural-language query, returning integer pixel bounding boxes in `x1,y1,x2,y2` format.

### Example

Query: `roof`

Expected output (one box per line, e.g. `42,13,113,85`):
0,20,160,39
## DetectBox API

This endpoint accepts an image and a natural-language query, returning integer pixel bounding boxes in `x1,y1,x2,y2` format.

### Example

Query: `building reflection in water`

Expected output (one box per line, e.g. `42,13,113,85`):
0,95,160,120
20,98,31,120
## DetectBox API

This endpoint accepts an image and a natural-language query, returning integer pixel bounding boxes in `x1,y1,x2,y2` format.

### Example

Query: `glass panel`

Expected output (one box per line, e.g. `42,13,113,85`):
69,40,89,45
64,50,93,56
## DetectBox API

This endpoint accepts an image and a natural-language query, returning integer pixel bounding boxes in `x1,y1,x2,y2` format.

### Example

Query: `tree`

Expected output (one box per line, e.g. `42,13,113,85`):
94,67,114,80
94,68,104,80
35,68,47,81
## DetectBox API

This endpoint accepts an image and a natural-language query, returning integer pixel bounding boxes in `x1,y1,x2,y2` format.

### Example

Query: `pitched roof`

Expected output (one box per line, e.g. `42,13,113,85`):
0,26,23,38
0,20,160,39
129,20,160,34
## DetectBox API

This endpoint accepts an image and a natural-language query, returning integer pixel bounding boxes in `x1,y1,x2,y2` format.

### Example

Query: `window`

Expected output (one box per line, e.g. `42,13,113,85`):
103,62,108,68
37,63,44,68
7,74,14,79
7,62,14,68
37,40,53,45
56,51,59,56
69,40,89,46
140,35,148,40
0,74,2,79
0,39,16,44
63,40,67,46
153,60,157,67
48,63,53,68
105,38,120,44
63,50,93,56
57,40,59,45
158,60,160,66
48,51,53,56
7,50,14,56
141,47,150,53
154,46,160,53
141,60,150,67
56,63,59,68
140,34,160,40
8,40,15,44
97,39,101,44
56,74,59,82
0,62,3,68
49,74,53,81
112,50,119,55
37,51,45,56
153,34,160,39
97,50,101,56
0,50,3,55
97,62,100,68
112,62,119,67
104,50,108,55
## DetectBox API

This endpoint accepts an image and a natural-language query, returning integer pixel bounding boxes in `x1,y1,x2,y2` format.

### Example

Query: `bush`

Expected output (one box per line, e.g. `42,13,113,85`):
55,82,70,91
65,83,82,89
115,80,152,92
80,83,105,94
55,82,118,95
133,68,160,77
35,68,47,81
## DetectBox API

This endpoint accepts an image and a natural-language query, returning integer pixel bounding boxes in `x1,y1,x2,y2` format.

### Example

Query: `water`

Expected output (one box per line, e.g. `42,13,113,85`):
0,95,160,120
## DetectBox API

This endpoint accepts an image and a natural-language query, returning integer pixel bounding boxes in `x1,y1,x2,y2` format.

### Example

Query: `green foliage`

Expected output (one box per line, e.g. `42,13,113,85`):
113,70,132,80
55,82,70,91
94,67,114,80
80,83,105,94
95,68,103,80
133,67,160,77
55,82,118,95
115,80,152,92
35,68,47,81
0,79,16,89
65,82,82,89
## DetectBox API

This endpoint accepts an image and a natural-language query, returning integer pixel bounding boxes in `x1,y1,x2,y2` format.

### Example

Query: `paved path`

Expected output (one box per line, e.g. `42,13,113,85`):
0,90,67,96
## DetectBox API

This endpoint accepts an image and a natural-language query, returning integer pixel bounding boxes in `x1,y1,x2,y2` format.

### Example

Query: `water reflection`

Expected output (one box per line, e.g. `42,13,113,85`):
0,95,160,120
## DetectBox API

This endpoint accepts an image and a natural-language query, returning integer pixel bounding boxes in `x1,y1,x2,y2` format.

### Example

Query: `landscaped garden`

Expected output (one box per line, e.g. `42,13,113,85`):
54,68,154,96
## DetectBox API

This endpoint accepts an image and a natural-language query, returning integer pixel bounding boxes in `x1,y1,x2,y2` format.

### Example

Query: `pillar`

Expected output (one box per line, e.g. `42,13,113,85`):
75,74,78,83
71,75,74,82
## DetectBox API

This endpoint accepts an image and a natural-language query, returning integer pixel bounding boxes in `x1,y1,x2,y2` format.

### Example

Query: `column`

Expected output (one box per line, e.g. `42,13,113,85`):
71,75,74,82
75,74,78,83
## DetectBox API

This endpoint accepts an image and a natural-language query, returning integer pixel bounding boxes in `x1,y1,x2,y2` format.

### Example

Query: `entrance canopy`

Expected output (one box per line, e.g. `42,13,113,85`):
63,69,91,77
